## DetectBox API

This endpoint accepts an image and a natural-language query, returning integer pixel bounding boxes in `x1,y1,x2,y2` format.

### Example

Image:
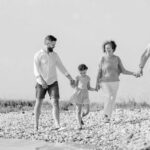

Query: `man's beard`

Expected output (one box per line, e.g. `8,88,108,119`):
47,47,53,53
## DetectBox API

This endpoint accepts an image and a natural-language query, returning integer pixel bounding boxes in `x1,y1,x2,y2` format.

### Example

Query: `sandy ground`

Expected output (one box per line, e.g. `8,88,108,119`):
0,138,93,150
0,109,150,150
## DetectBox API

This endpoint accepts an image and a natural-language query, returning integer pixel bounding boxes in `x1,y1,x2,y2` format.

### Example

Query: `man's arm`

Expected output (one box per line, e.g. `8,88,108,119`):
56,53,73,81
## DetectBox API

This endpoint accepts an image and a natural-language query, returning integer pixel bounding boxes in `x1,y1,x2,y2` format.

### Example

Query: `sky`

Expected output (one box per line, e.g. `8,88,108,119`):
0,0,150,102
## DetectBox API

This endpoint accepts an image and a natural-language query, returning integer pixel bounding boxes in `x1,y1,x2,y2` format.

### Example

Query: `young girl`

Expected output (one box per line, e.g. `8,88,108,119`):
70,64,96,129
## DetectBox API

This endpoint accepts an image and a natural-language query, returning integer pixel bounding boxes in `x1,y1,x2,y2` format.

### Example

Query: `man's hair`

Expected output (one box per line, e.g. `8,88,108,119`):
102,40,117,53
78,64,88,71
45,35,57,42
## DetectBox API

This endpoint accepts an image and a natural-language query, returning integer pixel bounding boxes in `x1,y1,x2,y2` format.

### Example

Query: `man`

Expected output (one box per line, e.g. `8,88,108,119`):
34,35,73,131
138,44,150,76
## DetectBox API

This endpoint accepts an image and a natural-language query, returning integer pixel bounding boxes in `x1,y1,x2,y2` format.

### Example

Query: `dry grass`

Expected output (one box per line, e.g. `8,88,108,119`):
0,98,150,113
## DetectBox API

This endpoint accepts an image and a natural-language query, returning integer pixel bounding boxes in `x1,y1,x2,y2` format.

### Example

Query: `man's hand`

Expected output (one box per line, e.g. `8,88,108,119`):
66,74,74,83
66,74,73,80
66,74,75,87
36,75,48,89
40,77,48,89
42,82,48,89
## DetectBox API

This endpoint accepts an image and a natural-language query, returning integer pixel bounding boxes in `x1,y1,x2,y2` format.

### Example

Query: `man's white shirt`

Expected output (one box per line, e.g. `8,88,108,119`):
34,49,69,85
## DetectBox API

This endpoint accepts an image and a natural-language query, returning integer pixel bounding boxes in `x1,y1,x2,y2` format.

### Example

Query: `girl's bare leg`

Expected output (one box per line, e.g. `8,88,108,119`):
82,104,90,117
76,104,82,129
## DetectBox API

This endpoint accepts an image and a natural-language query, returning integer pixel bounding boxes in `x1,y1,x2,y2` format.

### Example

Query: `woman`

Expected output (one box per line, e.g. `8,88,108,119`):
96,40,138,123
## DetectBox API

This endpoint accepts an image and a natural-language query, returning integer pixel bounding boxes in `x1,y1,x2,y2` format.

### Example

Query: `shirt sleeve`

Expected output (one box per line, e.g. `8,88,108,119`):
56,53,69,76
33,53,41,78
139,44,150,68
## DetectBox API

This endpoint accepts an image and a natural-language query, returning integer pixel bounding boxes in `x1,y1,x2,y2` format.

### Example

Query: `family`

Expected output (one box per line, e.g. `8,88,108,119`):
34,35,150,131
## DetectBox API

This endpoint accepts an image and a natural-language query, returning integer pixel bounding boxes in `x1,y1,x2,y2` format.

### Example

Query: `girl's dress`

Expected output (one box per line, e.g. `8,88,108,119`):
70,75,90,105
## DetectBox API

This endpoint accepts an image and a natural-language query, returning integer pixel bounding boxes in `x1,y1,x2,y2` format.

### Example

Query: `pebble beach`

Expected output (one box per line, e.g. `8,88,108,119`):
0,108,150,150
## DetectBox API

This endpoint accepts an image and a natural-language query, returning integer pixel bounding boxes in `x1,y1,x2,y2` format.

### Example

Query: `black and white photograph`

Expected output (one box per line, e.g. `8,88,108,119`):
0,0,150,149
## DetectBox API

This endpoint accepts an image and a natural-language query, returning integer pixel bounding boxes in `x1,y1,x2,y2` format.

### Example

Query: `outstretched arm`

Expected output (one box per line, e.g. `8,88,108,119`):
95,68,102,90
56,53,73,81
118,56,136,76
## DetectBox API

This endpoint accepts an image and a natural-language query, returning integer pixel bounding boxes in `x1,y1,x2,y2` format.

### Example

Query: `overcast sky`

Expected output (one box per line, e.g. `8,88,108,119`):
0,0,150,102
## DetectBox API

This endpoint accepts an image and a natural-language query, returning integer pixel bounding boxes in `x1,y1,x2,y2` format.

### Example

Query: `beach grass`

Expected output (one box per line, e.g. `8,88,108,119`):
0,98,150,113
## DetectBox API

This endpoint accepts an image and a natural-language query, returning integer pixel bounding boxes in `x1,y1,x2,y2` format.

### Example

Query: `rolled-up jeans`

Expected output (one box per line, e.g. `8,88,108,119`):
100,81,119,119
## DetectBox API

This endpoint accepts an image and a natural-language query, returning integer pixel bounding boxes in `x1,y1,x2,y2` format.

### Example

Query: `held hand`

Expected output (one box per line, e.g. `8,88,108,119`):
95,84,100,91
138,68,143,76
70,79,75,88
133,68,143,78
133,72,141,78
67,74,73,81
67,74,76,87
95,88,99,92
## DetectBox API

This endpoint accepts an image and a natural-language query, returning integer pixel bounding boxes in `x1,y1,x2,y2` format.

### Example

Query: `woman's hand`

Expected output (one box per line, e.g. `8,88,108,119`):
133,72,141,78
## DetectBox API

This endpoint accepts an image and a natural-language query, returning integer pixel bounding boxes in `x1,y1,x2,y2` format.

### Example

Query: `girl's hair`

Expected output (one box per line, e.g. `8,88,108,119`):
78,64,88,71
102,40,117,53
